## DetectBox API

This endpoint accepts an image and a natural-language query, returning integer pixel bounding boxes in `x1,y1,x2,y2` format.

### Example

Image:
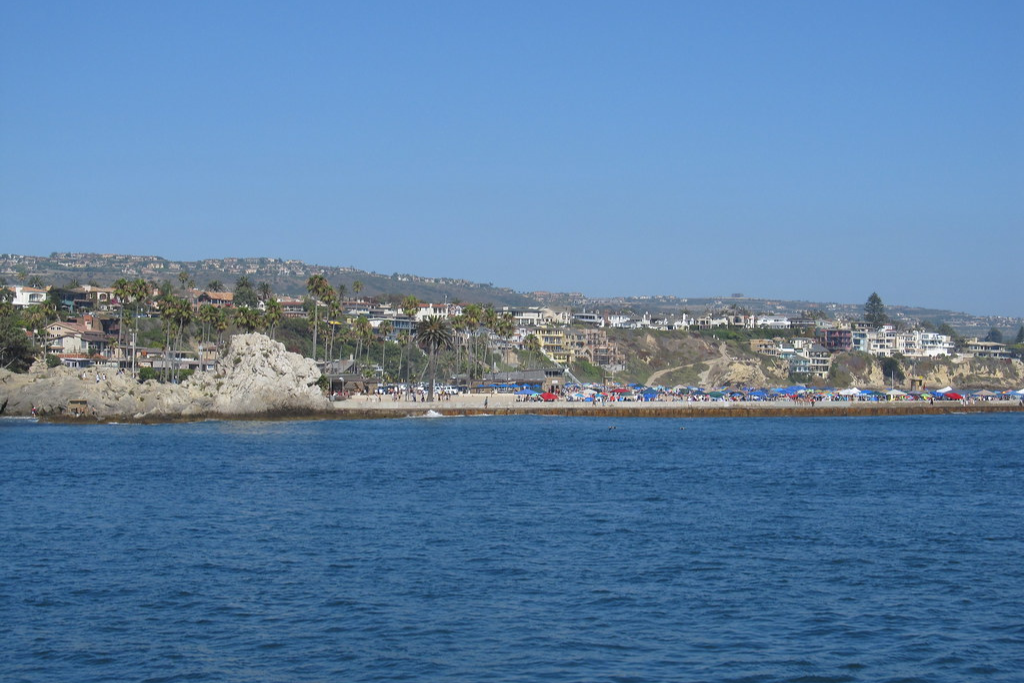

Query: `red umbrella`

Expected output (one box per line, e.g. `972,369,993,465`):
540,392,558,401
610,388,631,393
943,392,964,400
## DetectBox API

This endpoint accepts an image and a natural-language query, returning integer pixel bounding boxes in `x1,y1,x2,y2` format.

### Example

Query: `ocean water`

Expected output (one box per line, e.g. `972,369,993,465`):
2,413,1022,682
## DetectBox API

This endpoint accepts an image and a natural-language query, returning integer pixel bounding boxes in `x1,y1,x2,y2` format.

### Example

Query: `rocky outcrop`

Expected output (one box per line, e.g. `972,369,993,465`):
0,333,331,420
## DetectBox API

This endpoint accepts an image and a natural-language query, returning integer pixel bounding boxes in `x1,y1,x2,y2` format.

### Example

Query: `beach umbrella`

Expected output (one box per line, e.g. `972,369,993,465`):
943,392,964,400
540,392,558,401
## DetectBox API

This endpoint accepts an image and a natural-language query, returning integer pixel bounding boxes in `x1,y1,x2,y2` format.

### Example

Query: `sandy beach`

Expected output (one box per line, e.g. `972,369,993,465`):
332,391,1024,419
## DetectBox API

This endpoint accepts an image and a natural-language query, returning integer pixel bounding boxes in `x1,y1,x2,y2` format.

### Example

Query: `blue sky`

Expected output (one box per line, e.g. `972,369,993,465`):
2,1,1021,317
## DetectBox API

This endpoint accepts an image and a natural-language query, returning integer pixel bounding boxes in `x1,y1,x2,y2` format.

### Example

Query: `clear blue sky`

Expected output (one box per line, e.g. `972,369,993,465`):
2,1,1021,317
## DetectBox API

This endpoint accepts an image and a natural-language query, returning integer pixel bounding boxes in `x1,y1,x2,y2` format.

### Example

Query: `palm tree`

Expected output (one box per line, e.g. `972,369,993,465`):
462,303,482,378
160,295,192,381
113,277,131,359
234,307,262,333
352,280,363,300
197,303,220,368
213,307,230,364
378,320,393,379
114,278,151,375
400,296,420,382
524,333,541,370
482,305,499,372
264,298,283,339
449,314,469,377
496,312,516,367
416,315,452,402
353,316,373,369
206,280,224,293
306,274,331,361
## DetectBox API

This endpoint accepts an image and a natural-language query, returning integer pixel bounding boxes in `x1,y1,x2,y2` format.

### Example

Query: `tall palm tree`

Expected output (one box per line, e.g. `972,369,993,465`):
378,320,393,379
352,280,363,300
401,296,420,382
160,295,192,381
306,274,331,361
496,312,516,367
462,303,482,378
197,303,220,369
353,316,373,369
482,305,499,372
113,277,131,358
416,315,452,402
524,333,541,370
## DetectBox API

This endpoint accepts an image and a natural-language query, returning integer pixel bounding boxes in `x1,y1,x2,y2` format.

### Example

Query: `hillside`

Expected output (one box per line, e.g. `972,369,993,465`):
600,330,1023,391
2,252,1021,337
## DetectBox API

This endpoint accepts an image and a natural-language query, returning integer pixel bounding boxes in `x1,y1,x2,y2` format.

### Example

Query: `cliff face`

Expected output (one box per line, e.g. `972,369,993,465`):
609,331,1023,391
833,353,1024,390
0,333,330,420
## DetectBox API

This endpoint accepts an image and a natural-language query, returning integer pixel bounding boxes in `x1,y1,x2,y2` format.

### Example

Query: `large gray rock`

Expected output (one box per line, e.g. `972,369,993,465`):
0,333,330,420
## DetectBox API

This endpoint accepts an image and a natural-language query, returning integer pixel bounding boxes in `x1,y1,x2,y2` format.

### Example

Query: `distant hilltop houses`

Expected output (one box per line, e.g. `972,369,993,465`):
2,252,1021,382
3,277,1017,382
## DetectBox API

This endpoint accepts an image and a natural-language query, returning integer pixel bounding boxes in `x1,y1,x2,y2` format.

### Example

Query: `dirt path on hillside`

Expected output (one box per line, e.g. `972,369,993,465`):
698,344,734,387
645,365,688,387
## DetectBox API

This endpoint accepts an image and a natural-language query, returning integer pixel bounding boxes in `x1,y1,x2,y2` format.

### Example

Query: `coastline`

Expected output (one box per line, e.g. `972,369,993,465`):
16,389,1023,424
326,392,1024,420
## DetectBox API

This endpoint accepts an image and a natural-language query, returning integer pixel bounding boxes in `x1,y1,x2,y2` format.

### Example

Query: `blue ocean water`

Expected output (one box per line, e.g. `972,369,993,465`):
2,414,1022,683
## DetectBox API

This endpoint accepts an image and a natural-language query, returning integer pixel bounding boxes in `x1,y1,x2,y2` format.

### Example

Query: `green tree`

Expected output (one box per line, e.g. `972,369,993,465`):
880,356,905,386
985,327,1004,344
257,281,273,302
234,276,258,309
416,315,452,402
0,311,37,371
352,280,363,299
206,280,224,292
1016,325,1024,345
864,292,887,327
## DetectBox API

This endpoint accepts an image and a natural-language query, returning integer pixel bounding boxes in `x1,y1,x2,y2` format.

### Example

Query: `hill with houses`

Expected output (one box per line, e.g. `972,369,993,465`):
2,252,1021,339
